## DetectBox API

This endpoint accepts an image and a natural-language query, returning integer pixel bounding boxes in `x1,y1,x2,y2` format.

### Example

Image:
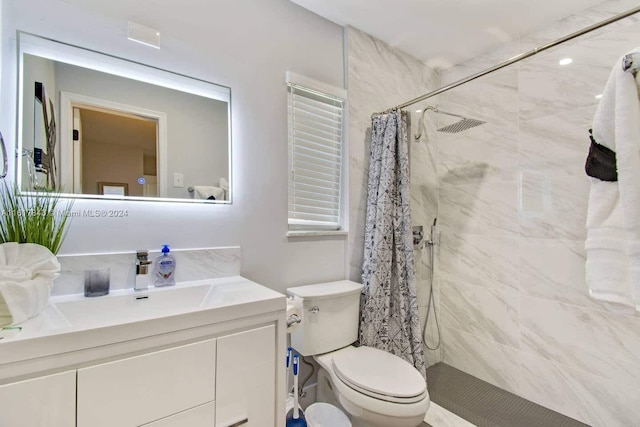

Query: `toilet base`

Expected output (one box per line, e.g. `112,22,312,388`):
316,367,425,427
317,368,371,427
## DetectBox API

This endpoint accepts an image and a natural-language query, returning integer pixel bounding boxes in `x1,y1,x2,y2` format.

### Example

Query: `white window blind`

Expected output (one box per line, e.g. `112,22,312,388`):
288,83,345,230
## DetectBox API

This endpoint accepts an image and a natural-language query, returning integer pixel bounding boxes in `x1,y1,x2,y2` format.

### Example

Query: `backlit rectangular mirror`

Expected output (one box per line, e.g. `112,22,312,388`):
18,32,232,203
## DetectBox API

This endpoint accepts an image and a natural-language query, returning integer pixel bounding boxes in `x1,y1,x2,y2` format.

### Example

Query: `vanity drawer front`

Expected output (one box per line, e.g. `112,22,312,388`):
0,370,76,427
77,339,216,427
141,401,215,427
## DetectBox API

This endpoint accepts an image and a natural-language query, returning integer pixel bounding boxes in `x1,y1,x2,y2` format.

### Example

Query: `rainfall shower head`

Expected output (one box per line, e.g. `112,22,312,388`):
437,117,486,133
414,106,486,140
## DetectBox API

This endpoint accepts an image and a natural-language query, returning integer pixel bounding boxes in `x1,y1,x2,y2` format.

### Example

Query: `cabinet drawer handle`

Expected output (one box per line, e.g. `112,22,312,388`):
223,417,248,427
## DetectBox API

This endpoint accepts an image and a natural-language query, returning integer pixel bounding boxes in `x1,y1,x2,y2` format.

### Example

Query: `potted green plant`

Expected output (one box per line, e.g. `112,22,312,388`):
0,182,73,254
0,182,73,326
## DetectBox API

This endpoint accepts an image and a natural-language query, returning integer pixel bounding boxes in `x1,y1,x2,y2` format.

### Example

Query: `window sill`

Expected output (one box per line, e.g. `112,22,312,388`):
287,230,348,238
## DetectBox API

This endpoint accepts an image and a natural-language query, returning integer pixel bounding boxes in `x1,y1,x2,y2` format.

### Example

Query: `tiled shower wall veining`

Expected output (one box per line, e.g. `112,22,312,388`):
437,1,640,425
346,27,442,365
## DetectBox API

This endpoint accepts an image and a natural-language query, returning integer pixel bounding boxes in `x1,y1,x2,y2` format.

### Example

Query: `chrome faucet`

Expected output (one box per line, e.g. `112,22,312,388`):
135,250,152,291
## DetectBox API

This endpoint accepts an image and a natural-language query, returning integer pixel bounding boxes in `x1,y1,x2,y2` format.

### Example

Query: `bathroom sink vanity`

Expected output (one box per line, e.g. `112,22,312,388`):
0,276,286,427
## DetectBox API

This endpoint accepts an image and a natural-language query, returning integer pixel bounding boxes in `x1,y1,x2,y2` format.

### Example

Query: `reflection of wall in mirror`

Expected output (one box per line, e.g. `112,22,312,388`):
22,55,57,189
52,60,229,199
83,141,144,197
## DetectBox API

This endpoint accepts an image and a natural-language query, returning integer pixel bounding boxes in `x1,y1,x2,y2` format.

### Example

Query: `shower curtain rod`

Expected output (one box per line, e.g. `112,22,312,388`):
375,5,640,115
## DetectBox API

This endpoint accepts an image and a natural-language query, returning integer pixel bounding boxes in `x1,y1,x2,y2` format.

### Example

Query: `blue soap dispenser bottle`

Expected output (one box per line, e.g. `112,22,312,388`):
154,244,176,287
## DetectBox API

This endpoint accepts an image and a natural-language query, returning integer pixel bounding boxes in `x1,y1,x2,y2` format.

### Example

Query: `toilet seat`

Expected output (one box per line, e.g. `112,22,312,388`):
331,346,427,404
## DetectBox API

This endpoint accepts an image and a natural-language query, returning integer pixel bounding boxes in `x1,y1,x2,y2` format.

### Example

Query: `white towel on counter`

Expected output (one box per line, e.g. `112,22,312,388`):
0,276,52,326
0,243,60,326
586,49,640,312
194,185,225,200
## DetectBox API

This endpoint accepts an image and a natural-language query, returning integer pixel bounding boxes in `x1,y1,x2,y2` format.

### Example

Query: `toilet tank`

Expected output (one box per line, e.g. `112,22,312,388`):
287,280,364,356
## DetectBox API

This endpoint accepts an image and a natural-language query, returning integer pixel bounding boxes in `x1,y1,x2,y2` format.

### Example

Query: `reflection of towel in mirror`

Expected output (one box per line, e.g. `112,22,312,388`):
219,178,229,198
194,186,225,200
586,50,640,313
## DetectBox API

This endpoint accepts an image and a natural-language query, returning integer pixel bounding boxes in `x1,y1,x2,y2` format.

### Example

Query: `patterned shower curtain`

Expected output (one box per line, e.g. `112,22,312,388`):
359,109,426,379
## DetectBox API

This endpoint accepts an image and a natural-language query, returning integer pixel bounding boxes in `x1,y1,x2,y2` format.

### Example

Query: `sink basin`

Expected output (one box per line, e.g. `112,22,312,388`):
45,276,283,330
53,283,212,328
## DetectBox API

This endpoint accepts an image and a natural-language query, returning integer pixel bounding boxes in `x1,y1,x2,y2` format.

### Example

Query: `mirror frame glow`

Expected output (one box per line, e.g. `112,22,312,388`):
17,32,232,204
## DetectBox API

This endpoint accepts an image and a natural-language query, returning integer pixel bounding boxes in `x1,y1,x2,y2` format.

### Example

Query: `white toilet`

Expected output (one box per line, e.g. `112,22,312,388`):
287,280,429,427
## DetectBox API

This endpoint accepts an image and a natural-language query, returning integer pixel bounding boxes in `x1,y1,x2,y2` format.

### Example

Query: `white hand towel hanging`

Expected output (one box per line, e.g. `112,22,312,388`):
586,48,640,312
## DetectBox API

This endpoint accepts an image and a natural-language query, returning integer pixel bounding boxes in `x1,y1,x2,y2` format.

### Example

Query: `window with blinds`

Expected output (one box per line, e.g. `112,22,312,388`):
287,83,345,230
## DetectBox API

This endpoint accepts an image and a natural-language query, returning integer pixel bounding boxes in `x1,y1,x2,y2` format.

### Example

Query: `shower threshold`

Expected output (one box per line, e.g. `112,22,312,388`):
425,363,591,427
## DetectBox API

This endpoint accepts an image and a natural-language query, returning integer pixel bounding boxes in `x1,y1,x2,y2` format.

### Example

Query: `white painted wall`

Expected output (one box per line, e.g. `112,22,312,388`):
0,0,347,293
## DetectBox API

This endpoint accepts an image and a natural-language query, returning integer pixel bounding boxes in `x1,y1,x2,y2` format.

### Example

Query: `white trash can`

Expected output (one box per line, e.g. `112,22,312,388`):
304,402,351,427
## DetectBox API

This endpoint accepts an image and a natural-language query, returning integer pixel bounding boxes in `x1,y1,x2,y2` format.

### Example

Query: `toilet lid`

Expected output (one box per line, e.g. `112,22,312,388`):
332,346,426,403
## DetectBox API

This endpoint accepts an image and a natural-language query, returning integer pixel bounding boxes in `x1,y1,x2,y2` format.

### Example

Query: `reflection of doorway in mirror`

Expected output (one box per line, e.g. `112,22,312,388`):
60,92,167,198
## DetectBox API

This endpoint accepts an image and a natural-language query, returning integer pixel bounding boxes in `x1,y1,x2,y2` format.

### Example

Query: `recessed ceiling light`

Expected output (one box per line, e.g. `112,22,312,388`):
595,94,603,99
559,58,573,66
415,109,422,113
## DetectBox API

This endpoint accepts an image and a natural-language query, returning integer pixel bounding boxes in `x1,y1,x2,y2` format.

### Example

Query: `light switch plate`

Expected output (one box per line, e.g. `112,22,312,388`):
173,172,184,188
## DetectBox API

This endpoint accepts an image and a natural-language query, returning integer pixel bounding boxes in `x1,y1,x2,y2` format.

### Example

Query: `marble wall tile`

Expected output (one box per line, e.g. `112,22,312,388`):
518,238,609,310
55,247,241,296
519,351,640,427
433,1,640,424
519,0,640,52
437,67,519,187
518,173,589,240
441,40,521,85
438,130,519,186
520,296,640,386
439,233,519,292
441,279,519,348
443,327,521,394
439,67,518,128
519,105,595,177
519,20,640,122
347,26,439,281
519,60,604,123
439,181,519,237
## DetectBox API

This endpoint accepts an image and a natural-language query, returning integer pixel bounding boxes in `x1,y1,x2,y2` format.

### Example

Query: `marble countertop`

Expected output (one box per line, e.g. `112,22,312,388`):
0,276,285,377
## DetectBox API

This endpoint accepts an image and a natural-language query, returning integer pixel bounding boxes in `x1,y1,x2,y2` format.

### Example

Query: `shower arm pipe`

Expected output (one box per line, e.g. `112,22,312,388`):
419,106,467,120
374,5,640,115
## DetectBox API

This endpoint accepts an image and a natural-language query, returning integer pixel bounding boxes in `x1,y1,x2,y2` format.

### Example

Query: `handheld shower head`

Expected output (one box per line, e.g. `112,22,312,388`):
414,106,486,140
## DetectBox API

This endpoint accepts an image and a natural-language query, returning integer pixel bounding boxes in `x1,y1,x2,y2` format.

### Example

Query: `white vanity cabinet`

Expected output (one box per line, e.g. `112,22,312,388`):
0,276,286,427
0,370,76,427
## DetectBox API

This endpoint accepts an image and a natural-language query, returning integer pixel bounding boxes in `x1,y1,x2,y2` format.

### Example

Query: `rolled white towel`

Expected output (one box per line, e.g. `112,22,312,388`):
0,276,52,326
0,266,32,281
0,242,60,280
0,243,60,326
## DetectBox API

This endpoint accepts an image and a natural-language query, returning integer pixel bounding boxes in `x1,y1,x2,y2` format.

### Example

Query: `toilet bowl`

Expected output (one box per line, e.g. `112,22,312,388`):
315,346,429,427
287,281,429,427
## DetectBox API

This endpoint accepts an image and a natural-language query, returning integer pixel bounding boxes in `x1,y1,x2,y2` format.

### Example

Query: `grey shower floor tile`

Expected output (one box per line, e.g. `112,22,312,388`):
426,363,590,427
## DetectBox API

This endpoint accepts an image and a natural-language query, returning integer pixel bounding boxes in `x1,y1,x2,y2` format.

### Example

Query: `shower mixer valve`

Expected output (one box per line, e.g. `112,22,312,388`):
413,219,438,249
412,225,424,247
